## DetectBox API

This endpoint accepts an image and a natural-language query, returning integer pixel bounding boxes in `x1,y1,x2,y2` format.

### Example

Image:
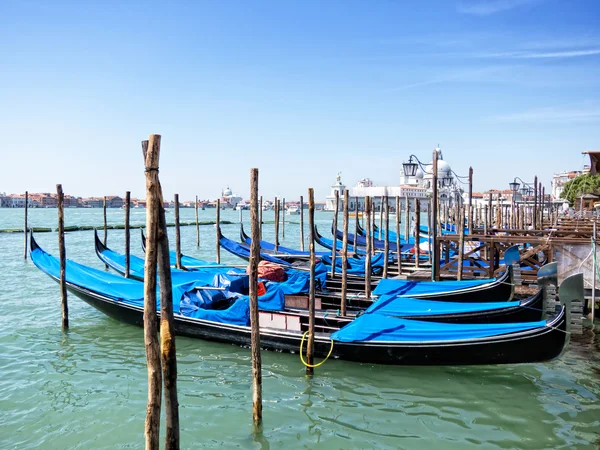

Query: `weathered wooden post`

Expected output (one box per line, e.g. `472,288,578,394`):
533,175,538,229
274,198,280,252
427,200,432,264
383,195,389,278
259,196,263,240
540,184,544,229
141,139,161,450
396,196,402,274
24,190,28,259
364,197,372,298
404,194,410,246
379,195,384,239
57,184,68,330
488,192,492,228
306,188,317,375
103,196,108,247
142,135,181,449
299,195,305,251
195,195,200,247
125,191,131,278
414,198,420,269
371,200,376,254
468,166,473,231
174,194,182,270
330,190,339,277
484,205,489,234
457,206,465,281
431,151,440,281
216,199,221,264
341,189,350,315
282,197,285,238
248,168,263,427
353,196,359,251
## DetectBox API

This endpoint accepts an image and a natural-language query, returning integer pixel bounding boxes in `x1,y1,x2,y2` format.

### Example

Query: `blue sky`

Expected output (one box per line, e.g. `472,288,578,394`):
1,0,599,201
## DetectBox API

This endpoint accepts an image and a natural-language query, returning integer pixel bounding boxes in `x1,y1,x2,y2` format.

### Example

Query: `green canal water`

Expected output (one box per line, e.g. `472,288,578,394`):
0,208,598,449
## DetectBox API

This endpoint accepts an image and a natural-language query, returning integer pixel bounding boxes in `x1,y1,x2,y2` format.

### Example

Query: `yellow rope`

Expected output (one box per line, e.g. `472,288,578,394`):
299,330,335,368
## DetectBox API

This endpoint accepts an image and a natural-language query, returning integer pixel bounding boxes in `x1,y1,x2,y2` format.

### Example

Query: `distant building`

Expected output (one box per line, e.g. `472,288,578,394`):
551,167,589,200
220,186,242,208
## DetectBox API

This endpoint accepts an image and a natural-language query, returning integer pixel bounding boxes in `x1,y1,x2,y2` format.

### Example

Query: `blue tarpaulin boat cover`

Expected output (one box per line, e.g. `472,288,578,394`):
331,314,545,343
373,277,497,297
365,294,519,317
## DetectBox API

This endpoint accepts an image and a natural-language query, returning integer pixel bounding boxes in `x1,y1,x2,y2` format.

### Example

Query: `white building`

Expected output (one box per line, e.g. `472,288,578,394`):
220,186,242,208
324,147,462,212
551,168,587,200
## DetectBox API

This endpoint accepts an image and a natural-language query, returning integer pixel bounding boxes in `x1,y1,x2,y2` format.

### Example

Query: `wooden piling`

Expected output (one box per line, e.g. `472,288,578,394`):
371,201,375,255
404,194,410,246
468,166,473,231
57,184,68,330
364,197,372,298
125,191,131,278
533,175,538,229
457,206,465,281
299,195,305,251
216,199,221,264
195,195,200,247
103,196,108,247
431,151,440,281
274,199,280,252
341,189,350,314
427,201,432,264
282,197,285,238
141,138,162,450
248,168,263,427
353,197,359,251
395,196,402,274
484,205,489,234
330,190,339,277
306,188,316,375
379,196,383,239
383,195,389,278
174,194,182,270
259,196,263,240
488,193,492,228
24,191,28,259
143,135,180,449
414,198,420,269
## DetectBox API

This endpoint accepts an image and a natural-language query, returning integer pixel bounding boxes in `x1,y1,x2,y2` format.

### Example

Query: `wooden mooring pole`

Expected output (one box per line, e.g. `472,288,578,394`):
274,198,280,252
396,196,402,274
216,199,221,264
125,191,131,278
341,189,349,315
141,138,161,450
259,196,263,240
103,196,108,246
282,197,285,238
299,195,305,251
143,135,180,449
330,190,339,277
306,188,316,375
457,206,465,281
533,175,538,230
248,168,263,427
353,197,359,251
24,190,28,259
431,151,440,281
404,194,410,246
57,184,68,330
364,197,372,298
195,195,200,247
383,195,389,278
414,198,420,269
174,194,182,270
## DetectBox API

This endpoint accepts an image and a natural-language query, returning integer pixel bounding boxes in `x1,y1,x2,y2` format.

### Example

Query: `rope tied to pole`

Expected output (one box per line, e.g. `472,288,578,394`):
144,167,159,173
299,331,334,368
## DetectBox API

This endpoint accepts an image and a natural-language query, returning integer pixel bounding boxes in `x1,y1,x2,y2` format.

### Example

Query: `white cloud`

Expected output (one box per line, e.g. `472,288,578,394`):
457,0,545,16
477,49,600,59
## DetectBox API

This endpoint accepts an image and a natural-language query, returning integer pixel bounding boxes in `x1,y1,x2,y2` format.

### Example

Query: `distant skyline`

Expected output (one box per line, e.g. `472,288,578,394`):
1,0,599,201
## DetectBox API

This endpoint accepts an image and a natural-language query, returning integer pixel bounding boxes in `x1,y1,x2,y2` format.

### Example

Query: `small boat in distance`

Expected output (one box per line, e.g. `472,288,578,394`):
286,204,300,215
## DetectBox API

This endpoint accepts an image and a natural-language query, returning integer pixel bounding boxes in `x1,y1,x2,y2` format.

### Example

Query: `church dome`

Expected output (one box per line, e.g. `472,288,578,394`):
415,167,424,180
223,186,232,196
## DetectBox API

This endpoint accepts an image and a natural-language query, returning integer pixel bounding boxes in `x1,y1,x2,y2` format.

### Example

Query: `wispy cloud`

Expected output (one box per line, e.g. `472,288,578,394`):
490,106,600,123
457,0,545,16
476,49,600,59
383,67,506,92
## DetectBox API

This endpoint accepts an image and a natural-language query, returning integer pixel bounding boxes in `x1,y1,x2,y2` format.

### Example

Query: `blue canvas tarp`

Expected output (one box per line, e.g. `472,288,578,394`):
372,277,497,297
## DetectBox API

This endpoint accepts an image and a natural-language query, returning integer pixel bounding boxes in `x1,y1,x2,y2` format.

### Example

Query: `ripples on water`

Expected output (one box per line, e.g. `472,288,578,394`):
0,209,598,449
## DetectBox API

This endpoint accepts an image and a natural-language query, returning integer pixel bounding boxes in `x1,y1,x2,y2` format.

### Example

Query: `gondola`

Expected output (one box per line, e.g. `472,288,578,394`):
31,234,573,365
94,231,552,323
239,224,330,257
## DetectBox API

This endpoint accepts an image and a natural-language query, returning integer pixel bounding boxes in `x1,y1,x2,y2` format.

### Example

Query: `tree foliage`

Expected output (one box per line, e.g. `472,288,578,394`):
560,173,600,205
